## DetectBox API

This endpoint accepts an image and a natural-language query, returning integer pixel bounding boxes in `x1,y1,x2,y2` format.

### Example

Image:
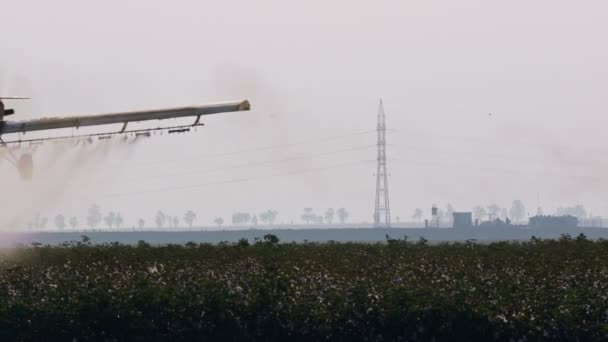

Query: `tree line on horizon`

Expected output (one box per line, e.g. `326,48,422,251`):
24,201,593,230
26,206,352,230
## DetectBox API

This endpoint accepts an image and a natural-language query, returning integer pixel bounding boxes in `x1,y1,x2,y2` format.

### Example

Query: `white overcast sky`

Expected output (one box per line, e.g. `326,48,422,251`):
1,1,607,227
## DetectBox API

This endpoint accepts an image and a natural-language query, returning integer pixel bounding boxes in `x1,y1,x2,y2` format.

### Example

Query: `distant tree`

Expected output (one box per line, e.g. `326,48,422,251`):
173,216,179,228
31,214,39,229
232,212,251,225
69,216,78,230
251,215,258,225
184,210,197,227
259,211,269,225
214,217,224,227
487,204,501,220
104,211,117,229
500,208,509,220
54,214,66,230
509,200,526,222
138,218,145,229
259,210,278,225
40,217,48,229
115,213,123,228
396,216,400,223
155,210,166,228
87,205,102,229
31,214,41,229
445,204,455,222
32,214,42,229
574,205,588,219
473,206,487,221
412,208,423,222
324,208,335,224
301,208,314,224
267,210,278,225
337,208,349,224
313,215,324,224
436,209,445,223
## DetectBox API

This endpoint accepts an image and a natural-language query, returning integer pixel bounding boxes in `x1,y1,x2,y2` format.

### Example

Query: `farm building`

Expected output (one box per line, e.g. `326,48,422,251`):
452,212,473,228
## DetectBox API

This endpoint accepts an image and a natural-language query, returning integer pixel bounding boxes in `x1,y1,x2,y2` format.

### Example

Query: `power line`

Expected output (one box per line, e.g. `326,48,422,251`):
133,129,378,166
106,159,375,197
125,144,376,181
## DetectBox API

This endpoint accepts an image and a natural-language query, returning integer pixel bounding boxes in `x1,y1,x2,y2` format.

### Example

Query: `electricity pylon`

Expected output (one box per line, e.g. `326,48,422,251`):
373,99,391,228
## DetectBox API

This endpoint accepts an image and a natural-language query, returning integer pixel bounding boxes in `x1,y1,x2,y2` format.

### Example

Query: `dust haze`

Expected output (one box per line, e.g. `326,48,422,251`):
0,138,139,228
1,0,608,228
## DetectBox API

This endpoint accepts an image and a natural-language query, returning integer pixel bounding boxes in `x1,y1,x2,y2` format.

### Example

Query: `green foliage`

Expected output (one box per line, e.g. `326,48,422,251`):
263,234,280,245
237,238,250,247
0,238,606,340
137,240,151,248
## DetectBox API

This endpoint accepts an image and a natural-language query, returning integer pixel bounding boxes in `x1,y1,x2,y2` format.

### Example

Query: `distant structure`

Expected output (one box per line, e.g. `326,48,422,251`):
529,215,578,229
453,212,473,228
430,204,440,228
479,218,513,228
580,216,603,228
373,99,391,228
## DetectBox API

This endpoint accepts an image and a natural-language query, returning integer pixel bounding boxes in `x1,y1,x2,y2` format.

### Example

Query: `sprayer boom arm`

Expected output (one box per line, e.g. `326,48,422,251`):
0,100,250,134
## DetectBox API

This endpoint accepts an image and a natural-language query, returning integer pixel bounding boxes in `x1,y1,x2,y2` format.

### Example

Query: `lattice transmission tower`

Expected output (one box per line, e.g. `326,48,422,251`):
373,99,391,228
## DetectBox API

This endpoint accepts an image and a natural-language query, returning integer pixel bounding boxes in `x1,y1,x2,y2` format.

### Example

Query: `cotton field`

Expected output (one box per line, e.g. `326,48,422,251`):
0,235,606,341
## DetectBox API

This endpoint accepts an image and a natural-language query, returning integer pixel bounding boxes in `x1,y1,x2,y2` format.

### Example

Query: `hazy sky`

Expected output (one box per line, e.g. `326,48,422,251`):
1,1,607,227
